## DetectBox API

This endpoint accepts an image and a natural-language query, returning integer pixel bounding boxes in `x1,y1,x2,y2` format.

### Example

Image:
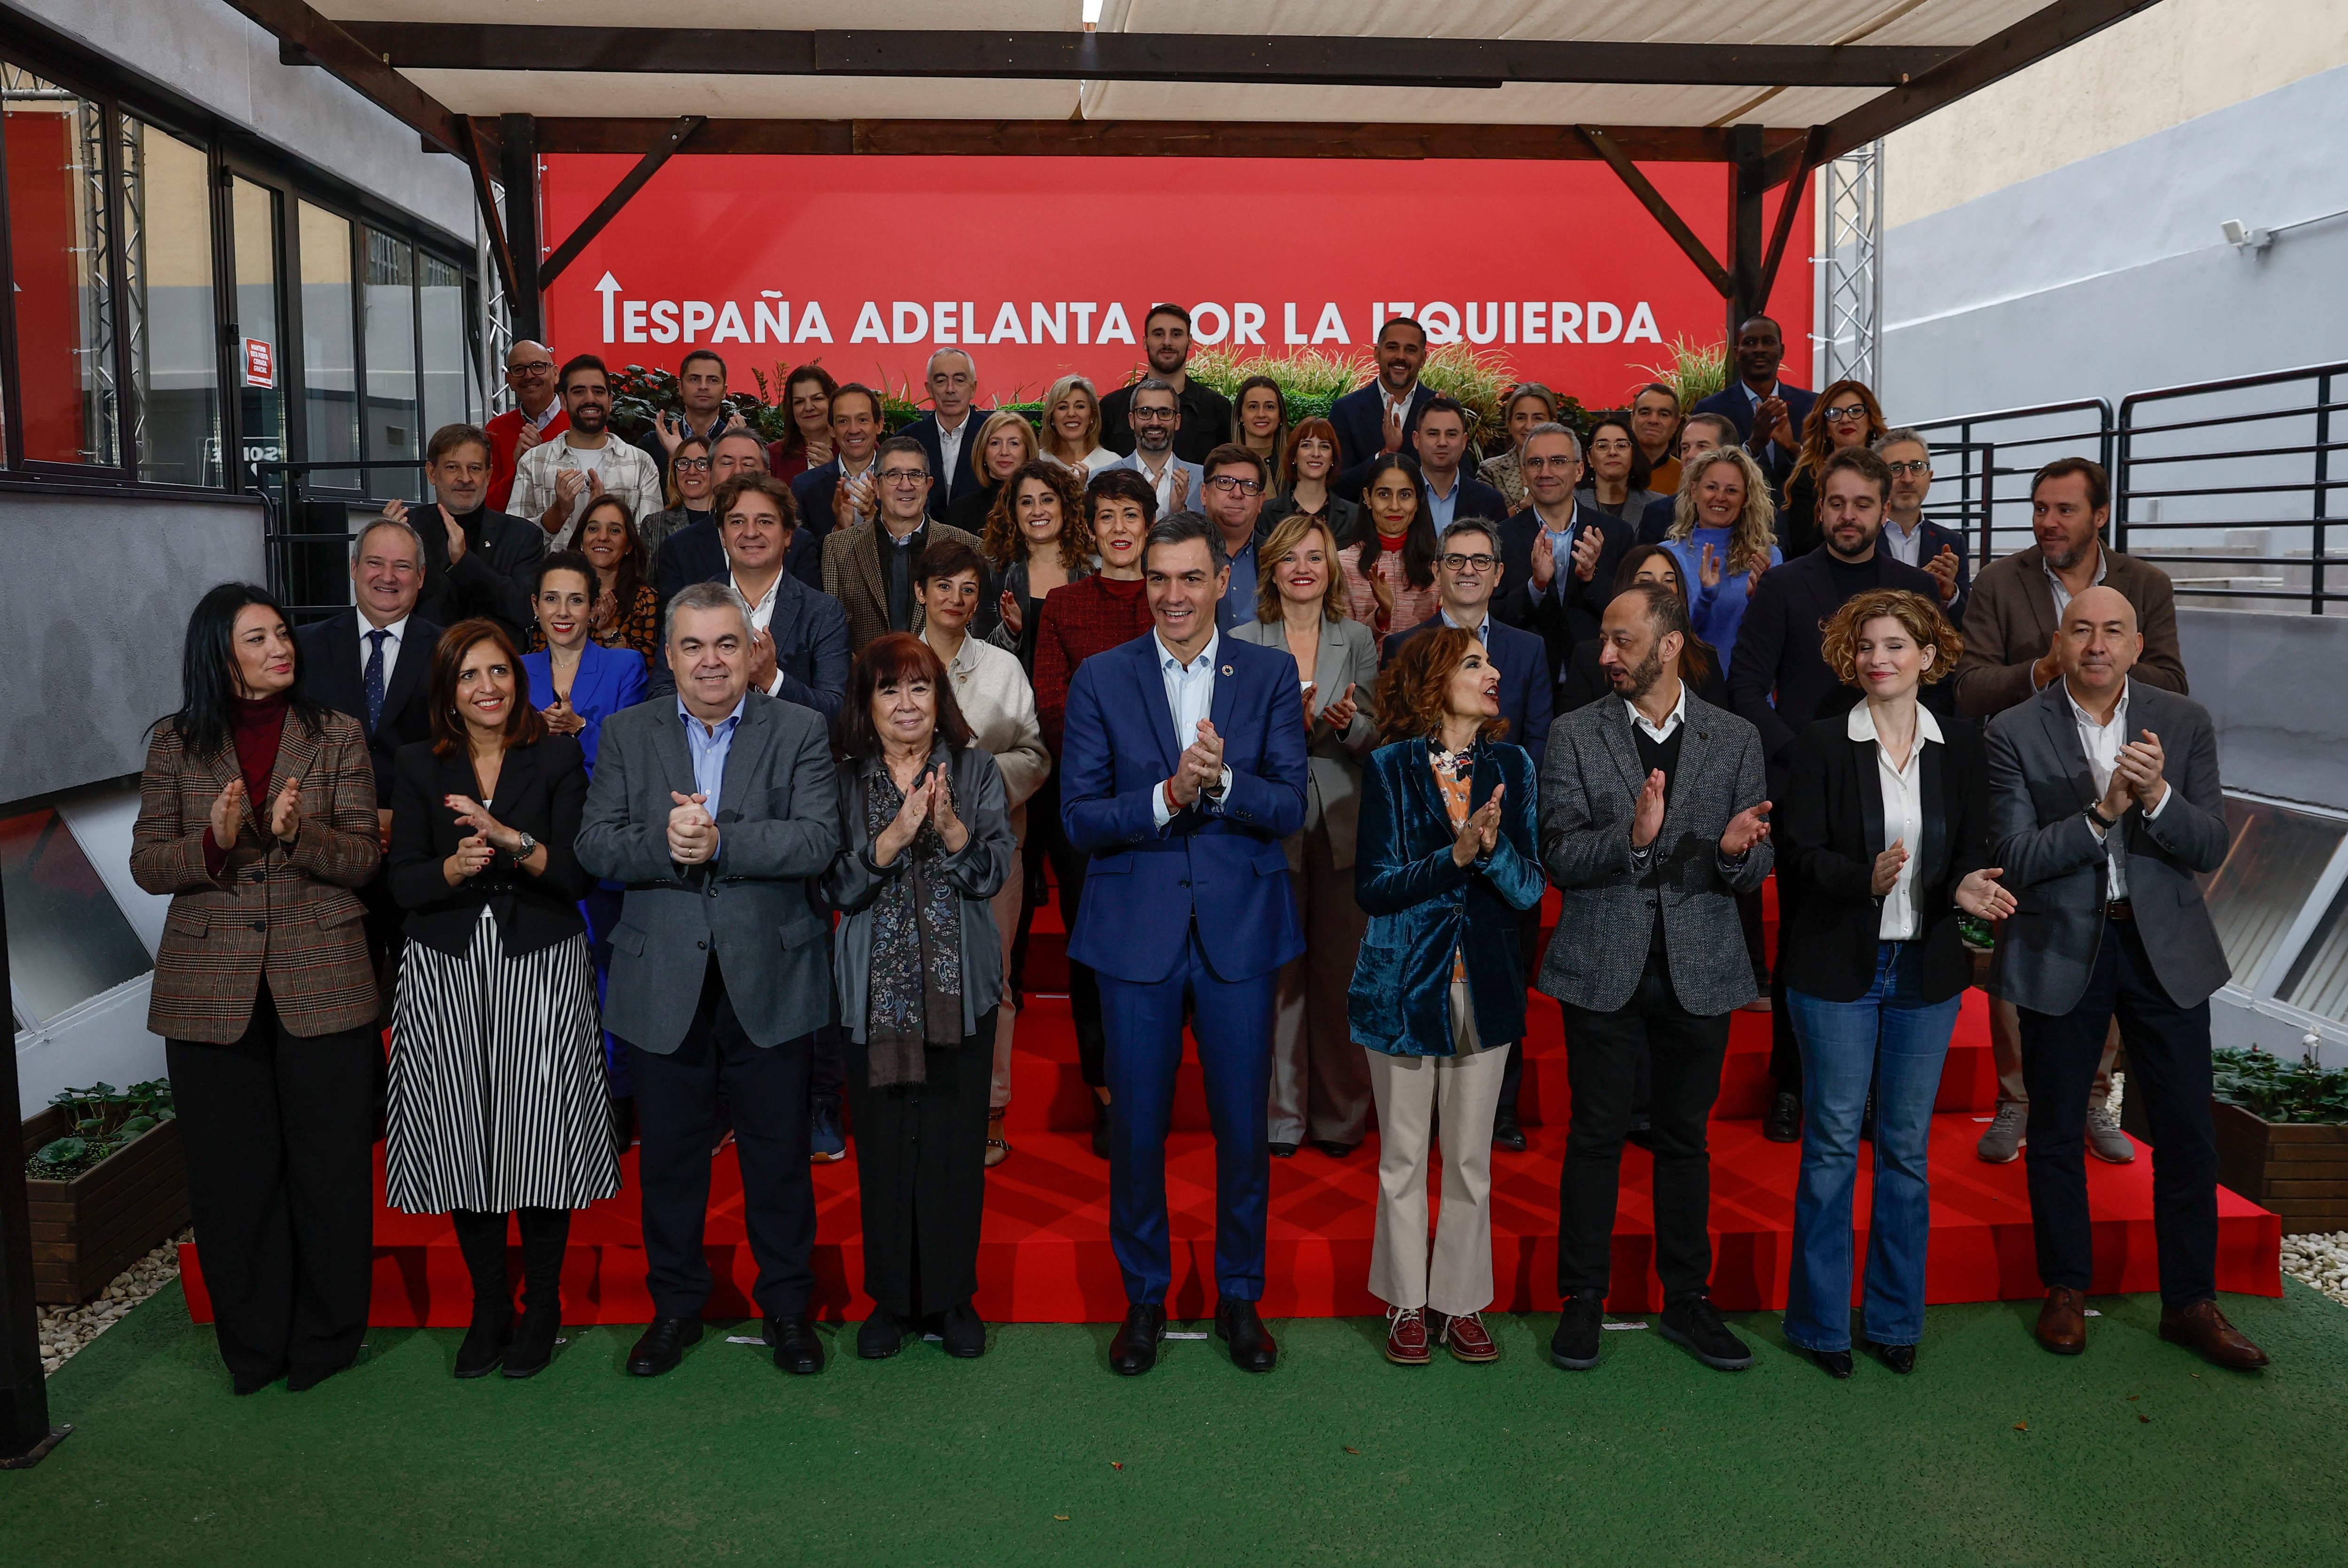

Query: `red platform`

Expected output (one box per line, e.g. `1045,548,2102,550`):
181,888,2281,1326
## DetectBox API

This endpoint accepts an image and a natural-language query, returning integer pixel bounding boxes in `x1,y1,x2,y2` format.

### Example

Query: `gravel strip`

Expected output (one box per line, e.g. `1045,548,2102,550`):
39,1228,192,1377
2281,1231,2348,1310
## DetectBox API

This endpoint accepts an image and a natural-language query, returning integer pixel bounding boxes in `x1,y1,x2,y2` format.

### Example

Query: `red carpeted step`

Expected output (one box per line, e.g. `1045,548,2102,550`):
178,1116,2279,1327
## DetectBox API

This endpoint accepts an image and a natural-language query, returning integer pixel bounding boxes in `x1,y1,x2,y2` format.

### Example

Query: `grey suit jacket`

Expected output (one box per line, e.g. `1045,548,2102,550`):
1984,678,2230,1013
1536,691,1773,1015
1098,450,1206,511
1228,616,1381,871
575,691,842,1053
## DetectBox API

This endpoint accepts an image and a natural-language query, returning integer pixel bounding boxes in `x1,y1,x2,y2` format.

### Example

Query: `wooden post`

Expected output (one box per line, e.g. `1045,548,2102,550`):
499,113,543,343
1724,122,1767,344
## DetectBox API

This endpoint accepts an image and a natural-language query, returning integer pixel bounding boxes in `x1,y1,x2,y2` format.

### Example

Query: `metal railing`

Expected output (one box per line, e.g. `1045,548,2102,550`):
249,458,429,624
1913,360,2348,614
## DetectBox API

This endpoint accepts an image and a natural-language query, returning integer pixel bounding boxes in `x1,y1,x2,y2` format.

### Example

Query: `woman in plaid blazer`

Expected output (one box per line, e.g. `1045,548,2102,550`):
131,583,384,1396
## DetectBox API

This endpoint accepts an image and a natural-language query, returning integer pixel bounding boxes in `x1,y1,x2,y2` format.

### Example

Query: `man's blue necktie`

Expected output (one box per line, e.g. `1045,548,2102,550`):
363,628,388,733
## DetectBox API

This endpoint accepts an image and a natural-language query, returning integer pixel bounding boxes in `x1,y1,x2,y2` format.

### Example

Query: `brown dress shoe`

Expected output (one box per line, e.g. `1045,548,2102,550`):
2036,1287,2088,1354
1385,1306,1430,1366
2159,1300,2270,1370
1441,1311,1499,1364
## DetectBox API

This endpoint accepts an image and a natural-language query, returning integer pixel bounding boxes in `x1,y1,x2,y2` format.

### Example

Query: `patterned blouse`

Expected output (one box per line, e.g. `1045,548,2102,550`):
1339,540,1441,642
529,581,660,665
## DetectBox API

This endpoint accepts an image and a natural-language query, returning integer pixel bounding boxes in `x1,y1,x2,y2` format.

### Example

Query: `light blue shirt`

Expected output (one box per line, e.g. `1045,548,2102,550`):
678,693,745,857
1438,606,1491,645
1217,539,1258,633
1537,506,1584,606
1425,472,1462,532
1149,628,1233,829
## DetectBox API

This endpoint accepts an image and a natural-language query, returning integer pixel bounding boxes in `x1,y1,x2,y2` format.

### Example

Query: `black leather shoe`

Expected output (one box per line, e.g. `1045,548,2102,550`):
765,1313,825,1375
1809,1346,1854,1379
455,1306,514,1379
1267,1141,1299,1159
1216,1299,1279,1373
1309,1139,1356,1159
1091,1096,1112,1159
626,1316,703,1377
1866,1340,1916,1375
1111,1303,1167,1375
1551,1290,1604,1370
858,1309,905,1359
1492,1110,1528,1153
1659,1294,1753,1370
939,1300,987,1359
1763,1091,1803,1143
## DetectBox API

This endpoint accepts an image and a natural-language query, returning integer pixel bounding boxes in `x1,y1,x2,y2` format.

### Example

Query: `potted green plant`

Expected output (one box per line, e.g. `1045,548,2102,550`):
20,1080,188,1305
2209,1040,2348,1235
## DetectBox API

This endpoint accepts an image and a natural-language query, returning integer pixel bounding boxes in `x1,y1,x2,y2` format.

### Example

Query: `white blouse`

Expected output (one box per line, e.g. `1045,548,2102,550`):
942,633,1050,817
1851,702,1943,941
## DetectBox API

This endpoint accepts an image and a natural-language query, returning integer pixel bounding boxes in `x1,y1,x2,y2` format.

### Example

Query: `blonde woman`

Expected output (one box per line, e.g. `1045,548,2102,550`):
1039,374,1120,481
1663,445,1781,671
946,409,1042,534
1229,511,1379,1159
1476,383,1561,513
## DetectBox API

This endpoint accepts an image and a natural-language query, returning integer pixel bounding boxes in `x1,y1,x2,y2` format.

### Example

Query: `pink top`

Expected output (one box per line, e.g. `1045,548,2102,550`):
1339,540,1440,642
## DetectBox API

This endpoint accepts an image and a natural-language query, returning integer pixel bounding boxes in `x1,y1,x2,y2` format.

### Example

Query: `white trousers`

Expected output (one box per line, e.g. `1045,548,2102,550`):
1364,981,1509,1317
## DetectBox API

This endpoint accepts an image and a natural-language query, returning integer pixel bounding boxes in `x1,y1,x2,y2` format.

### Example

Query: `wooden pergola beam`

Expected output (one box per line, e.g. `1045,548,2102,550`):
223,0,466,153
539,117,706,287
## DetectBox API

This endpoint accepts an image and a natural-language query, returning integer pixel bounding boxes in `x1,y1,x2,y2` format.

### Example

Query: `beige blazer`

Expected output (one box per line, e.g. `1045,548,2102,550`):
1229,615,1381,870
1953,543,2187,717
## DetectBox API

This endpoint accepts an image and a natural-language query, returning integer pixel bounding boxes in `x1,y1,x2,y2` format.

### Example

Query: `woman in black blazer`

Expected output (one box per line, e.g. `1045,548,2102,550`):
386,618,618,1382
1777,589,2013,1379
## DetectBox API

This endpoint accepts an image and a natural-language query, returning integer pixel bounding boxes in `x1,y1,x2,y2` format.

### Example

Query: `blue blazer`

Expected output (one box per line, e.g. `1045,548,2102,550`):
1349,738,1545,1056
1428,474,1512,531
521,638,648,773
1060,631,1308,985
900,411,985,519
1383,615,1554,766
654,514,819,598
1329,382,1437,499
1693,381,1818,448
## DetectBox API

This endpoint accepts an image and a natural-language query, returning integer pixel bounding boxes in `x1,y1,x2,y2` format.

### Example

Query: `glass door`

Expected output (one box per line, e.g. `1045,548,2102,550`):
226,172,285,490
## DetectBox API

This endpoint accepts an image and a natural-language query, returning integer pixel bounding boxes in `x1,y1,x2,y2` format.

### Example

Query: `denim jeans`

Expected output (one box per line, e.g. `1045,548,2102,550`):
1783,943,1960,1352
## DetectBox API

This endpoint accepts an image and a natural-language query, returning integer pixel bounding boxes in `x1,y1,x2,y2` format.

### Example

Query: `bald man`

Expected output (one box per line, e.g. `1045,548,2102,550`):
486,339,568,512
1984,585,2264,1370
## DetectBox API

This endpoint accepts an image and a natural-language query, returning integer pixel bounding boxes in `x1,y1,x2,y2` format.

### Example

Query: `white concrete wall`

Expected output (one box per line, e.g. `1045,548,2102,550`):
7,0,475,242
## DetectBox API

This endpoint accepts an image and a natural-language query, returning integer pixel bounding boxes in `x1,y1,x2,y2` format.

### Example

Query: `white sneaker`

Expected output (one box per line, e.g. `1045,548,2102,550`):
1976,1101,2026,1163
2085,1104,2136,1164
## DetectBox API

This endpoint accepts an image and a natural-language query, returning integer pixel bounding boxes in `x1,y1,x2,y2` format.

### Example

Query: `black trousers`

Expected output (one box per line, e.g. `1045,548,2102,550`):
1491,904,1545,1125
1035,769,1108,1087
844,1009,998,1318
629,958,817,1320
167,980,378,1384
1768,879,1801,1094
1557,955,1732,1301
2018,918,2219,1306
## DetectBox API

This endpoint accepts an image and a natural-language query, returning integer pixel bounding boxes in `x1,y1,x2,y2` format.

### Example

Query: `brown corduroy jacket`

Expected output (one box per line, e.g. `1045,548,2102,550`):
819,518,986,657
130,708,383,1043
1952,542,2188,718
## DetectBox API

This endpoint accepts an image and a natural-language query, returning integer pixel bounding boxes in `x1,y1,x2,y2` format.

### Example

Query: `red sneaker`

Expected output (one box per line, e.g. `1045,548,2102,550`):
1385,1306,1430,1366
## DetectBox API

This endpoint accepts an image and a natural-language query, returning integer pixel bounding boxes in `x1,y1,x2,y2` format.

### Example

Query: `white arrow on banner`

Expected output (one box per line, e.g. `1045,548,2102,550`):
595,272,623,343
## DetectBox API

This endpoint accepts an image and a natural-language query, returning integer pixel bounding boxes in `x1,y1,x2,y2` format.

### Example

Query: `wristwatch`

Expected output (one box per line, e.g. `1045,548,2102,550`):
2084,804,2117,832
512,831,539,859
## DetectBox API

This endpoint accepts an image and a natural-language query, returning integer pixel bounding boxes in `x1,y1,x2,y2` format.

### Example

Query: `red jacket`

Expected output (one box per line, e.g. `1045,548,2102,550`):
486,406,570,514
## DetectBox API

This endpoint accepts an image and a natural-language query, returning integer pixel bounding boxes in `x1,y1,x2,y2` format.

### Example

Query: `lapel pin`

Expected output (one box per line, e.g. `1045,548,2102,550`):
1221,664,1234,676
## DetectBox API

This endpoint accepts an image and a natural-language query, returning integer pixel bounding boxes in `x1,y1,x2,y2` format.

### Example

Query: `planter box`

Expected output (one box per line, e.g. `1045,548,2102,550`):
19,1106,190,1305
2212,1101,2348,1236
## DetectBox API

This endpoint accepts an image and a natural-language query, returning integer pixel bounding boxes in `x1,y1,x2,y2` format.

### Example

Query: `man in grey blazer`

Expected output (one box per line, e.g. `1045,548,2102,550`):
1538,583,1774,1375
577,581,842,1379
1099,379,1206,522
1985,585,2266,1369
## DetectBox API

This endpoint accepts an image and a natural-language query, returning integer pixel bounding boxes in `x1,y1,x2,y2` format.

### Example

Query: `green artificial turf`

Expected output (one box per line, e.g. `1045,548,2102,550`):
5,1282,2345,1566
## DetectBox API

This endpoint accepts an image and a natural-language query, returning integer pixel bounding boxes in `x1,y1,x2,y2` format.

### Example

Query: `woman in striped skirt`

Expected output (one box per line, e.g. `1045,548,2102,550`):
387,618,618,1379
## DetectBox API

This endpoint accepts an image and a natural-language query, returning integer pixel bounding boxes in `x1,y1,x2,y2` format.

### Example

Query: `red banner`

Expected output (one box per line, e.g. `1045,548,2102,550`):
543,154,1812,409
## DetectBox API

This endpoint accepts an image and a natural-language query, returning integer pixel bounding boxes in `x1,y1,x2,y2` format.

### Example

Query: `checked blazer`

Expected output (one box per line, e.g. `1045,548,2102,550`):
129,709,384,1043
819,518,989,655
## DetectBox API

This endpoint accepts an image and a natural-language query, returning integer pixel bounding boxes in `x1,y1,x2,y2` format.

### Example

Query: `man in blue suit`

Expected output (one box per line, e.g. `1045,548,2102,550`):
1691,316,1815,492
787,382,885,556
1329,317,1437,498
1384,517,1553,1151
1061,512,1308,1377
898,349,983,521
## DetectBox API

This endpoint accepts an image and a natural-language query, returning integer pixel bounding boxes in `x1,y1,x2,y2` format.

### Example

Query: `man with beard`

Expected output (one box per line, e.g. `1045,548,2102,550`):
381,421,543,638
1692,316,1816,493
1954,457,2187,1168
1100,380,1205,521
1330,317,1437,497
509,354,664,548
634,348,742,487
1101,304,1233,466
1538,581,1774,1374
485,339,566,513
1729,446,1944,1143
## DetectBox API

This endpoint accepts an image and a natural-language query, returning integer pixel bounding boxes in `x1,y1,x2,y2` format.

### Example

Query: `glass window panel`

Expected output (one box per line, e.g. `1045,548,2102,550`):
0,807,153,1025
298,200,358,489
418,251,469,450
230,177,285,487
2281,881,2348,1024
2201,798,2347,992
2,65,119,465
124,119,221,486
363,227,418,498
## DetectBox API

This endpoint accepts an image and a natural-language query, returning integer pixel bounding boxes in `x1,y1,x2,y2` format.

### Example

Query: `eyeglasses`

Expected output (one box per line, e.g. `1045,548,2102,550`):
1439,553,1498,572
505,360,554,377
1522,455,1580,471
1130,407,1178,421
673,457,711,472
1885,459,1932,477
879,469,930,485
1823,404,1871,423
1205,475,1263,495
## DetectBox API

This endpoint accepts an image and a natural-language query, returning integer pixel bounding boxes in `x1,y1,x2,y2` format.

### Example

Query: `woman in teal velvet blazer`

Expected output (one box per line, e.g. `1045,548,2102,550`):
1345,626,1545,1367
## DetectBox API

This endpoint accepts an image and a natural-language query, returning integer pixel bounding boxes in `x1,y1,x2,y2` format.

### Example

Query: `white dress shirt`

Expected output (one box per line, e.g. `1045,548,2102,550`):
1131,448,1182,517
731,569,792,698
1884,514,1928,569
1852,702,1943,940
2046,543,2110,622
358,612,411,691
1622,680,1689,865
1149,628,1233,829
2070,677,2170,900
934,414,970,499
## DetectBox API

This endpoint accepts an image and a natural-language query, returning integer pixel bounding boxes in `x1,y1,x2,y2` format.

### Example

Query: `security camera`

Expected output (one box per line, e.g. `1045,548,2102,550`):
2221,219,2273,251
